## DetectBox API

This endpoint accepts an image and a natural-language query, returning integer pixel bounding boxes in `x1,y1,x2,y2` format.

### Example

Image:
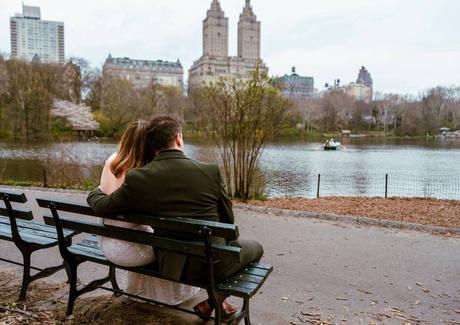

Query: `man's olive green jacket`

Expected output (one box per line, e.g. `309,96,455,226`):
87,149,234,281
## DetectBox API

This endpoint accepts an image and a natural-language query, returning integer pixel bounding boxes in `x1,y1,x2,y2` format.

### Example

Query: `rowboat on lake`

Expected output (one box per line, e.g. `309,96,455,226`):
324,139,341,151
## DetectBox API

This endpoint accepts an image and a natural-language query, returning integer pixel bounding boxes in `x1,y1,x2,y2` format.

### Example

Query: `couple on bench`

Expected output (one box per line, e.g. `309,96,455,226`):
87,115,264,319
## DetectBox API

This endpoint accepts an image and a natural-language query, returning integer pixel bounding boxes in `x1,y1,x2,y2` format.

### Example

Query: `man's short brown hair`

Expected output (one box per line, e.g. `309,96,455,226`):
146,115,182,153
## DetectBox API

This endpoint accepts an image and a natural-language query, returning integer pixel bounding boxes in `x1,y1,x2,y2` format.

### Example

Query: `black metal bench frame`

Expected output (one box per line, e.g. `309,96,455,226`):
37,197,272,325
0,191,76,300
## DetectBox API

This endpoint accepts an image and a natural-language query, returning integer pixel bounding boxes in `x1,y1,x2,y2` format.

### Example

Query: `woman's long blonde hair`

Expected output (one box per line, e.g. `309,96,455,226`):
110,120,154,178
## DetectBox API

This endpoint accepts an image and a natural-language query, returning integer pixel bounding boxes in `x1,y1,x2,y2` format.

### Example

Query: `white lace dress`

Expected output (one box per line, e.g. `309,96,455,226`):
99,153,200,305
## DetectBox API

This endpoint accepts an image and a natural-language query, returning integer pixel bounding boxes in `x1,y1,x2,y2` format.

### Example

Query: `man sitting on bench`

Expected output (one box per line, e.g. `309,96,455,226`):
87,115,264,318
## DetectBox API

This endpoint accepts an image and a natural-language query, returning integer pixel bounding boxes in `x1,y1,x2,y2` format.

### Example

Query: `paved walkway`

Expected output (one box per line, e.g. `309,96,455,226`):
1,188,459,324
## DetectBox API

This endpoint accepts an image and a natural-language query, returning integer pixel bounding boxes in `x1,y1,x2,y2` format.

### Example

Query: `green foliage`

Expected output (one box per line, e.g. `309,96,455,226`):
0,179,41,187
79,180,98,190
50,117,73,135
92,110,119,138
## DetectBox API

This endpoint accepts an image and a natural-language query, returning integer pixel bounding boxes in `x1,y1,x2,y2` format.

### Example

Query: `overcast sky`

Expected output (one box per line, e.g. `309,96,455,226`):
1,0,459,95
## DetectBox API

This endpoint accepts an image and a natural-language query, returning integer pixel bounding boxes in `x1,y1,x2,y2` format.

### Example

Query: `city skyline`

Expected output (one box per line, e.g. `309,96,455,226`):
0,0,459,95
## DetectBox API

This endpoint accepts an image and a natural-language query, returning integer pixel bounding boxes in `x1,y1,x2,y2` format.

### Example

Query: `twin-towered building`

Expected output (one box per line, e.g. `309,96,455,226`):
188,0,268,88
103,0,265,91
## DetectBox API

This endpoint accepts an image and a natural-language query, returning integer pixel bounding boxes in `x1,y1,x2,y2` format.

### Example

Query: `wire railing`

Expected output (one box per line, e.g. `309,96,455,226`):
265,173,460,200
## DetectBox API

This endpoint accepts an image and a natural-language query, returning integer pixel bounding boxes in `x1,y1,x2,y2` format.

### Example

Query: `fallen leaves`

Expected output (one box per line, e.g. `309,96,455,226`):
356,288,372,295
415,282,430,293
296,311,334,325
387,307,424,323
250,197,460,229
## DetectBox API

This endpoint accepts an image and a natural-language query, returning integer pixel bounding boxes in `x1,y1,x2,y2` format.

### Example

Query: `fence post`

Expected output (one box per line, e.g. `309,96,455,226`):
385,174,388,199
317,174,321,198
284,177,288,198
43,168,47,188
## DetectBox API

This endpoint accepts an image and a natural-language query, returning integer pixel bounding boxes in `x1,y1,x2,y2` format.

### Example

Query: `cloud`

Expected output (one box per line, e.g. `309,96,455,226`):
0,0,458,94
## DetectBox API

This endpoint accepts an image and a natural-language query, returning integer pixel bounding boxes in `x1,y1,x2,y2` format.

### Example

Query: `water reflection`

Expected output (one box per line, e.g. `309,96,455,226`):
1,138,460,199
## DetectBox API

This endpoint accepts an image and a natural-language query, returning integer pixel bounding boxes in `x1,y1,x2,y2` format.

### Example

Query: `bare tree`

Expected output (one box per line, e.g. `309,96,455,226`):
317,91,354,132
90,74,188,137
0,60,61,141
95,77,142,137
140,84,186,119
195,68,291,199
421,86,459,132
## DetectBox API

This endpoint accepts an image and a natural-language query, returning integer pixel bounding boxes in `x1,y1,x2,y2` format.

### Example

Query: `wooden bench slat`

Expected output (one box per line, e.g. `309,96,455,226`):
217,283,255,298
36,198,239,240
43,216,241,262
36,198,96,216
0,207,34,221
217,264,273,298
0,216,76,237
106,214,239,241
240,266,271,278
249,262,273,271
78,237,100,249
219,279,259,291
70,243,107,259
0,225,59,241
0,191,28,203
0,230,13,241
0,228,57,246
218,266,273,298
230,273,265,284
68,246,110,264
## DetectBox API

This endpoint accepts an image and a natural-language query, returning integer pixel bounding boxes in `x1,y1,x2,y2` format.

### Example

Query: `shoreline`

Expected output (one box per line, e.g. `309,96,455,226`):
2,132,460,144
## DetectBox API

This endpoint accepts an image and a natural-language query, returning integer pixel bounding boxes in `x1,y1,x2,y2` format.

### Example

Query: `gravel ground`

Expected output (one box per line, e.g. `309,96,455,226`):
249,197,460,229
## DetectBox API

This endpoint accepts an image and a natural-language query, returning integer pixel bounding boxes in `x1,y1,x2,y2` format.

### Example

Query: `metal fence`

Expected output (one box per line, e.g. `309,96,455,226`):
265,173,460,200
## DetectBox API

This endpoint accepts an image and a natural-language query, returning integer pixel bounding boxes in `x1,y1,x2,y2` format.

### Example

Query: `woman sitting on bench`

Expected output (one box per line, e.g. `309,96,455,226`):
99,120,200,305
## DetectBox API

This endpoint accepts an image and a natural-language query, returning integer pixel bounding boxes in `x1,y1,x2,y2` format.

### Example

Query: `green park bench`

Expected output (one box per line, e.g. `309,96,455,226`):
0,190,77,300
37,197,272,325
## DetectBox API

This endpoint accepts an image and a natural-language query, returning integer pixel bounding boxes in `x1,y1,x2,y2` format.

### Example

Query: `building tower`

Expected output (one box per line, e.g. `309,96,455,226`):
203,0,228,57
356,66,373,88
10,4,64,64
237,0,261,60
356,66,373,101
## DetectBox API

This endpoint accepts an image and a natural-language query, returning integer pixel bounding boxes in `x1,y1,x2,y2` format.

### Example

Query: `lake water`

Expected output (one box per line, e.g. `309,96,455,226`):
1,138,459,199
